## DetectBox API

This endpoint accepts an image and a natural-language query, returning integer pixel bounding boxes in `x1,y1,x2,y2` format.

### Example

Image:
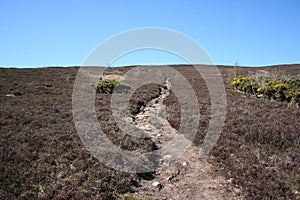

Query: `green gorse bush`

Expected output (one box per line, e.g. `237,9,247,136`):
95,79,120,94
94,79,131,94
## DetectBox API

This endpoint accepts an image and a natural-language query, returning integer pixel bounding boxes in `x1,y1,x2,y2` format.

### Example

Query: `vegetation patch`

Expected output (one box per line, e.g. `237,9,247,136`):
94,79,130,94
230,76,300,107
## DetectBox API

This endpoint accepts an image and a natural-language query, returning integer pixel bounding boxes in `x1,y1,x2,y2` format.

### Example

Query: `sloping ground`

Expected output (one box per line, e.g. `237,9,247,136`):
0,67,155,199
167,65,300,199
214,65,300,199
0,64,299,199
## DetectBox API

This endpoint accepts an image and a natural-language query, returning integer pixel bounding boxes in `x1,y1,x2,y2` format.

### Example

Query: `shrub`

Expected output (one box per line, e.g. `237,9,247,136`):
95,79,120,94
230,76,300,107
94,79,131,94
258,79,288,101
285,77,300,107
230,76,259,95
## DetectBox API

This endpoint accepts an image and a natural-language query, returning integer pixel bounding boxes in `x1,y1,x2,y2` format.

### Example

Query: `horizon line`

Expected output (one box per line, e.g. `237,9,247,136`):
0,62,300,69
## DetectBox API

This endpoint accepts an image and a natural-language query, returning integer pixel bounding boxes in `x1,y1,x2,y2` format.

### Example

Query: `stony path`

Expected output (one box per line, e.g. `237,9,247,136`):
133,79,176,150
131,79,242,200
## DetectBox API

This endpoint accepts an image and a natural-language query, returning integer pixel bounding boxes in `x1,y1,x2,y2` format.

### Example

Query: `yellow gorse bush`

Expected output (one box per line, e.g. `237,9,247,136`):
230,76,259,95
230,76,300,108
231,77,250,86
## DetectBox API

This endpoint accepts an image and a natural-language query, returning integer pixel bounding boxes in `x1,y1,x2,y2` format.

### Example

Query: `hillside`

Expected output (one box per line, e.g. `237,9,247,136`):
0,64,299,199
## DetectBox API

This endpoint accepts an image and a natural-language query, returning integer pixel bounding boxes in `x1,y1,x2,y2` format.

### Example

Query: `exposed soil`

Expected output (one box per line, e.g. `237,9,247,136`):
0,64,299,199
135,146,241,200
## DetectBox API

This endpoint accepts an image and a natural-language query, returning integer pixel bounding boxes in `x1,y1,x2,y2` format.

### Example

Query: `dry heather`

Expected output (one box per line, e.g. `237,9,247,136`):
0,64,299,199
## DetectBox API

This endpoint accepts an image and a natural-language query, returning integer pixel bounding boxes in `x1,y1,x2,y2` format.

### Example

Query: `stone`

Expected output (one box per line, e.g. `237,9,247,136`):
137,125,152,131
257,94,264,98
163,155,171,160
152,182,161,187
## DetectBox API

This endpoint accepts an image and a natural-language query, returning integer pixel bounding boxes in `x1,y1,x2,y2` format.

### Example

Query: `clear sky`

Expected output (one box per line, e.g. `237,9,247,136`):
0,0,299,67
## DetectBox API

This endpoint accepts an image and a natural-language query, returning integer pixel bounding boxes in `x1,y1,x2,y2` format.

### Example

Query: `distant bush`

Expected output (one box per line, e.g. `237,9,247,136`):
230,76,259,95
230,76,300,108
284,77,300,107
94,79,130,94
257,79,288,101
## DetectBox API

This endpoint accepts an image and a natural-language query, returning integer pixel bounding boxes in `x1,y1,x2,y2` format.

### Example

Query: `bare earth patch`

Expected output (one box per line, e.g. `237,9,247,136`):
136,146,242,199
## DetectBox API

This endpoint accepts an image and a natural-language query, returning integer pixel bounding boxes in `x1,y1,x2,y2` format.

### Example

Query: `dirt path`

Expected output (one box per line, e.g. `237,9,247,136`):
135,146,242,199
131,79,242,199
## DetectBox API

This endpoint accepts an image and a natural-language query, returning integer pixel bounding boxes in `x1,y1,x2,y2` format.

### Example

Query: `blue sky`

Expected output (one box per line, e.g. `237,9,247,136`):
0,0,299,67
